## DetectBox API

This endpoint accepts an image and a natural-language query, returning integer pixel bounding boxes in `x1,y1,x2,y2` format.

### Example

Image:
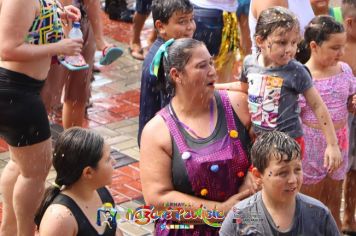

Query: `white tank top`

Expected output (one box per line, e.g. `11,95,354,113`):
190,0,238,12
248,0,315,53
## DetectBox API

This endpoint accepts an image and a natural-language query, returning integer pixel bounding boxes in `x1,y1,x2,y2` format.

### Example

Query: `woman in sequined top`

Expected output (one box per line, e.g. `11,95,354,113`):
140,38,257,236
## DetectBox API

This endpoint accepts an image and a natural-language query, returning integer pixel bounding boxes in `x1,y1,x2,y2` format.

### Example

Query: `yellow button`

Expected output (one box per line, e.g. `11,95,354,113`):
200,188,208,196
230,130,239,138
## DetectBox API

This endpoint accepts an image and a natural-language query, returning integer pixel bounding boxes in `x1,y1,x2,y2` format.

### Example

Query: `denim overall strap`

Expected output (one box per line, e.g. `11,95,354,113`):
218,90,238,132
158,107,188,153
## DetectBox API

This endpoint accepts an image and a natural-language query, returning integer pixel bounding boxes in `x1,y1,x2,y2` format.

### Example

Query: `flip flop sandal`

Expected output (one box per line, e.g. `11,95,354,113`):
59,54,89,71
99,46,123,65
128,47,144,60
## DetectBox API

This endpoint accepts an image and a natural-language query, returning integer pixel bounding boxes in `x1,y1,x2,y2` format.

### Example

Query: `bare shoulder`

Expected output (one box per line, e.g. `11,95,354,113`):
227,91,251,128
140,114,172,155
39,204,77,236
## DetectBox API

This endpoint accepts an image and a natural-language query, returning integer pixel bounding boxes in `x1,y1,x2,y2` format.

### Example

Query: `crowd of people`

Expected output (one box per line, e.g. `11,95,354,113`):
0,0,355,235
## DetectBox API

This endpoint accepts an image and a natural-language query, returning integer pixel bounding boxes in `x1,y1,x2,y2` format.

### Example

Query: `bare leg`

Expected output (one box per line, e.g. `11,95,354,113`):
301,180,324,200
302,177,343,231
237,14,252,56
62,100,86,128
0,160,20,236
343,170,356,232
40,64,66,113
322,177,343,230
10,138,52,236
130,12,148,60
62,19,95,129
146,29,157,48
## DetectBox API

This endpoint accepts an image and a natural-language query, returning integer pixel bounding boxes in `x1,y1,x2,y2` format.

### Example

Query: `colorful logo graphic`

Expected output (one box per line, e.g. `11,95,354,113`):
97,202,226,230
96,203,117,229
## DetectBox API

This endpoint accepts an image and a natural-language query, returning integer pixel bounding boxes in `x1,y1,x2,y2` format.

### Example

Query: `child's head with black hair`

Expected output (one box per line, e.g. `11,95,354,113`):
304,15,346,67
151,0,195,41
251,131,301,174
251,131,303,204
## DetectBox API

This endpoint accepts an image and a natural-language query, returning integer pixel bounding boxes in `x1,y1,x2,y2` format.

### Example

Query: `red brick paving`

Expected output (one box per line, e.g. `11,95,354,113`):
101,10,152,47
0,139,8,153
109,164,142,204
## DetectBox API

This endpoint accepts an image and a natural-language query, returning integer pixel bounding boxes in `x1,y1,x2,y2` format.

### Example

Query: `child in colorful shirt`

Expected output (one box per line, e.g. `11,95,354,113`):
215,6,342,172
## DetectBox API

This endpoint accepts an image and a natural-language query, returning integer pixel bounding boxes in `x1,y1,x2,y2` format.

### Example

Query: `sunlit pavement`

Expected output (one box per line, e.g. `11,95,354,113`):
0,10,155,235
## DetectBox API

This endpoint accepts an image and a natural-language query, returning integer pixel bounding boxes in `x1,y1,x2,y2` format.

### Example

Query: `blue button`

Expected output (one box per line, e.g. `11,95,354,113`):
210,164,219,172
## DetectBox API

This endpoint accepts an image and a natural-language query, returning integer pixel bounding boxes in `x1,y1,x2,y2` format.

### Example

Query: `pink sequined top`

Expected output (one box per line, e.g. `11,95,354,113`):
300,62,356,124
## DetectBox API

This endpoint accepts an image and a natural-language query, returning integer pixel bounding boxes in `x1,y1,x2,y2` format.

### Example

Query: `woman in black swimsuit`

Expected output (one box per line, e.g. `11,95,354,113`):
35,127,123,236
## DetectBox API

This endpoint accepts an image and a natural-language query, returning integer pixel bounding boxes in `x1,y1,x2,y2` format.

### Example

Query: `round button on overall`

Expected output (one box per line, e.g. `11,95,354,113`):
229,130,239,138
181,151,191,160
200,188,208,196
210,164,219,172
237,171,245,178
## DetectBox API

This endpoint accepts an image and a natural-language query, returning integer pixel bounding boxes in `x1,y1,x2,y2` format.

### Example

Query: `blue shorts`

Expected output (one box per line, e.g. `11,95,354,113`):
136,0,152,15
237,0,251,17
193,6,223,56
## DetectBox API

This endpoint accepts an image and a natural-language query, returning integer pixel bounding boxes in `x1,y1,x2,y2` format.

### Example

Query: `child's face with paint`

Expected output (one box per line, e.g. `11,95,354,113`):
257,26,300,67
257,153,303,205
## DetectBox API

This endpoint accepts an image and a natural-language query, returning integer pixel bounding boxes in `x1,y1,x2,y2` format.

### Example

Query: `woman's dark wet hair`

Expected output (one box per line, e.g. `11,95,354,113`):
255,6,300,41
251,131,301,174
34,127,104,227
161,38,205,96
152,0,193,24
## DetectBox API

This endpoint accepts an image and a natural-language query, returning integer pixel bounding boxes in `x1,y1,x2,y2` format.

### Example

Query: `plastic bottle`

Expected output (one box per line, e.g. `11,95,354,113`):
61,21,88,70
68,22,83,39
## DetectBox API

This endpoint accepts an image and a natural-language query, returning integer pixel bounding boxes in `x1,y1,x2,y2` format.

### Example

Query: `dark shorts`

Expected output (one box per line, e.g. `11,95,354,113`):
136,0,152,15
193,5,223,56
0,67,51,147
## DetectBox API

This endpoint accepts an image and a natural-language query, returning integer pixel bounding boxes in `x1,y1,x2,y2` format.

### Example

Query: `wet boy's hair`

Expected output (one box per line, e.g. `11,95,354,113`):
255,6,300,41
251,131,301,174
162,38,205,95
152,0,193,25
342,0,356,18
304,15,344,47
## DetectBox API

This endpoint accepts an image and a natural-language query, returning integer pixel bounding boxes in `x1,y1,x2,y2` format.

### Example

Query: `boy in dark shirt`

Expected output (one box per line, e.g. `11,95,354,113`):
138,0,196,145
